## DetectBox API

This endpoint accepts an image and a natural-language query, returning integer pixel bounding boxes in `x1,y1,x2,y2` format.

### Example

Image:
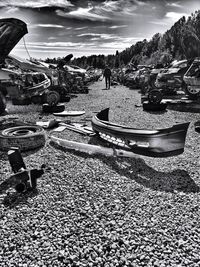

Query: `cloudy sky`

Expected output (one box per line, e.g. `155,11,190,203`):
0,0,199,59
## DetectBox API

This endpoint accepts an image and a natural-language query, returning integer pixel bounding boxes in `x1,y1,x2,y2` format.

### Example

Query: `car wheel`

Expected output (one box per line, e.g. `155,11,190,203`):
44,90,60,106
184,84,200,99
42,103,65,113
0,125,46,151
148,89,163,104
143,102,167,111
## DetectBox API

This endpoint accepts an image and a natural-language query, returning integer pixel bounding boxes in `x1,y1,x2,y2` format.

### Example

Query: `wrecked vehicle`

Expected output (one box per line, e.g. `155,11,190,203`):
155,60,189,94
5,54,72,103
183,58,200,99
91,108,190,157
120,67,140,89
148,63,165,88
85,67,102,83
0,18,60,114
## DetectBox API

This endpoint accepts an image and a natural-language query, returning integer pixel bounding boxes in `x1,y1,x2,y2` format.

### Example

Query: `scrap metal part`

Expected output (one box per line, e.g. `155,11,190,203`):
91,108,190,157
1,147,44,193
50,135,140,158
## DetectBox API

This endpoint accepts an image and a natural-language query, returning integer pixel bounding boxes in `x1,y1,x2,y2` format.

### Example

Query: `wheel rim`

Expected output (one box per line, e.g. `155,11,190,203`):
2,126,40,136
188,87,199,94
46,91,59,105
148,90,162,104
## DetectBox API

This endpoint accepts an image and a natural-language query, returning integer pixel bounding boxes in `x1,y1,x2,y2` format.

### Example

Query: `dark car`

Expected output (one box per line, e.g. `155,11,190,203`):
183,58,200,99
155,60,189,94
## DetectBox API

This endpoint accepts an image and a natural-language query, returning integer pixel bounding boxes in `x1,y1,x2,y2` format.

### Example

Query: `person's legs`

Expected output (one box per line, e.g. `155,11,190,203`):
108,76,111,89
105,77,108,89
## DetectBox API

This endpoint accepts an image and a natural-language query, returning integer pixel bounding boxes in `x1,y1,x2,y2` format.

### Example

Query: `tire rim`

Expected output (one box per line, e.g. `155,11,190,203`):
148,90,162,104
46,92,59,105
2,126,40,136
188,87,200,94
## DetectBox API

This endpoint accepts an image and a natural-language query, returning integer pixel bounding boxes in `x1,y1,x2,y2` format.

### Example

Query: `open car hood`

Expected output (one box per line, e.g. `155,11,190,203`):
0,18,28,64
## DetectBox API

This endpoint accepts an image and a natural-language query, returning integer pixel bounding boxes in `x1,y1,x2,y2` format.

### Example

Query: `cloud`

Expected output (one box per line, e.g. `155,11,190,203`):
109,25,128,29
48,37,57,40
77,33,115,39
150,20,168,26
30,24,65,28
165,11,188,22
19,41,97,49
55,0,144,22
2,6,19,13
0,0,73,9
74,27,88,30
166,2,182,8
56,6,110,21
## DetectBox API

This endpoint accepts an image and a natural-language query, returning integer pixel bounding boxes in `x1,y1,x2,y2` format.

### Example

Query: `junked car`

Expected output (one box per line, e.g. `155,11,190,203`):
155,60,189,94
0,18,59,114
183,58,200,99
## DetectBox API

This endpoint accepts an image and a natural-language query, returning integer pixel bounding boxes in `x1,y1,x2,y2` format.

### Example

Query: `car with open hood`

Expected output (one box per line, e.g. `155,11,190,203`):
0,18,60,114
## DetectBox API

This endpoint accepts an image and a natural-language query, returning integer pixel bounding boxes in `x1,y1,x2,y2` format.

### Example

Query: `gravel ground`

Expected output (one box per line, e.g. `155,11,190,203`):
0,80,200,267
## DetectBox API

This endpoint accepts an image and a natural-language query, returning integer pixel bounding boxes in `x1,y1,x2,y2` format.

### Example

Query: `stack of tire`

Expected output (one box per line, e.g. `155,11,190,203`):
143,89,167,111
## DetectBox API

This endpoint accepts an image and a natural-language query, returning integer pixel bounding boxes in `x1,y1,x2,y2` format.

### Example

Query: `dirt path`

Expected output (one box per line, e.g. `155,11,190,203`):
0,81,200,266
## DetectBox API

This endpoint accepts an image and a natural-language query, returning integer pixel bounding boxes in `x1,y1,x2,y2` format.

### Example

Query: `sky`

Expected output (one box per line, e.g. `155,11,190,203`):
0,0,199,60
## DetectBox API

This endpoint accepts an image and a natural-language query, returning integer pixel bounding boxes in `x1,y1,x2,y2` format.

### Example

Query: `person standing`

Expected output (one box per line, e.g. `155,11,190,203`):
103,65,112,89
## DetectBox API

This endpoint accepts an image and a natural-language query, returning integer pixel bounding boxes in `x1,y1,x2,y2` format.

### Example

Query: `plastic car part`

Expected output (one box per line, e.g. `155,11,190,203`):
6,147,44,193
59,122,95,136
194,121,200,133
143,102,167,111
0,125,46,151
50,134,141,158
53,110,85,116
36,119,61,129
148,89,163,104
8,147,26,173
0,92,6,115
42,103,65,113
91,108,190,157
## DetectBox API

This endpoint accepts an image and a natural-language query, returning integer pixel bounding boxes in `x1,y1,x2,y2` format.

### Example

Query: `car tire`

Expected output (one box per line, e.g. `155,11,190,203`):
42,104,65,113
0,125,46,151
44,90,60,106
184,84,199,100
0,92,6,115
148,89,163,104
143,102,167,111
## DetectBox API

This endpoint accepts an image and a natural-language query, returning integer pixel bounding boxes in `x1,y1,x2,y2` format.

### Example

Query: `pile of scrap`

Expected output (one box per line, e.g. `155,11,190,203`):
116,65,152,90
85,67,102,83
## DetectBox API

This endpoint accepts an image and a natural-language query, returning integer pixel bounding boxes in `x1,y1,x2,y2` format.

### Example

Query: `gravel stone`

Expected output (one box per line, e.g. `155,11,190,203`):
0,81,200,266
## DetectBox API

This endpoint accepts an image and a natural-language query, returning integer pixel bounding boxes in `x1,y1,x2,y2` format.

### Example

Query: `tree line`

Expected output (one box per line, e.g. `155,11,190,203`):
45,10,200,68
